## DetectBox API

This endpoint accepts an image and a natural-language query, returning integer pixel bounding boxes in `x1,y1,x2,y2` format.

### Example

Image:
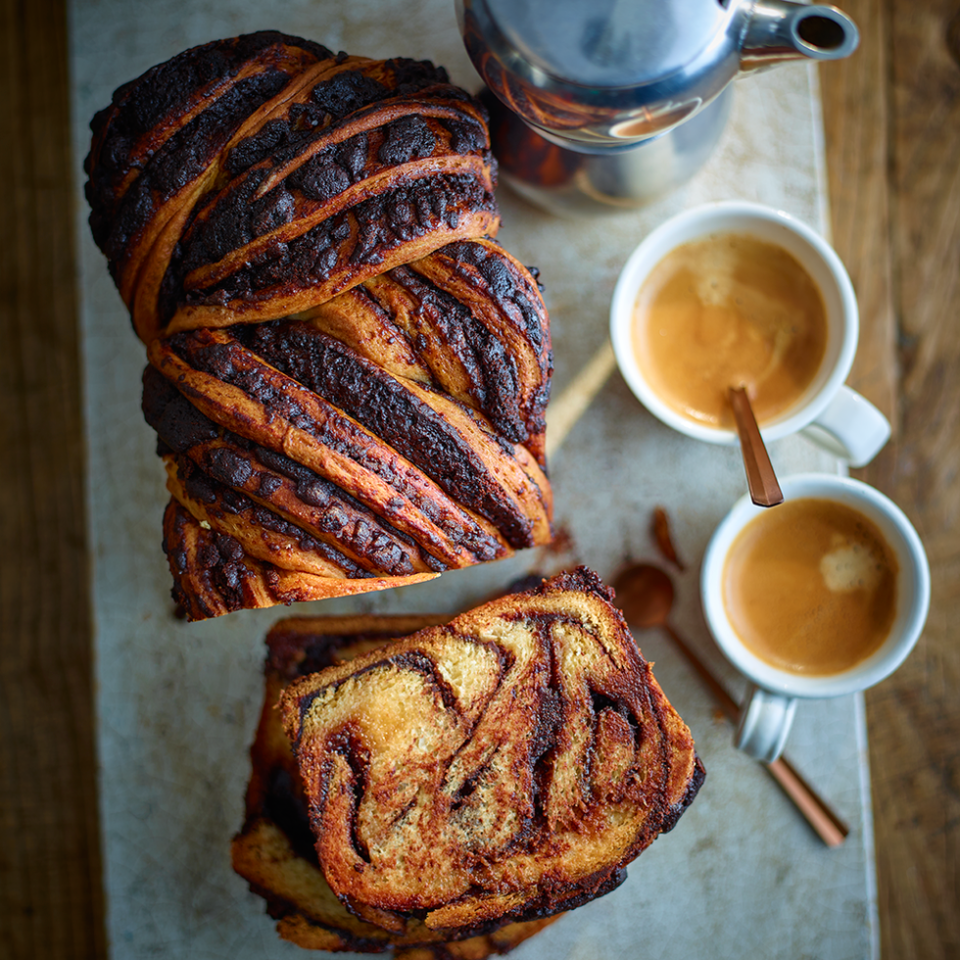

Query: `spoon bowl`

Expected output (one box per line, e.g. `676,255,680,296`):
613,563,674,629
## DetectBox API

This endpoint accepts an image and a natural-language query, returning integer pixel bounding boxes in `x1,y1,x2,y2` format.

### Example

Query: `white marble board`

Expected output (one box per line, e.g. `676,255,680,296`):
68,1,877,957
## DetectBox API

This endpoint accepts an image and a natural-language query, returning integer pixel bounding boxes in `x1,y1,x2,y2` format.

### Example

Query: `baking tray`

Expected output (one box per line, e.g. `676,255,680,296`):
69,1,877,956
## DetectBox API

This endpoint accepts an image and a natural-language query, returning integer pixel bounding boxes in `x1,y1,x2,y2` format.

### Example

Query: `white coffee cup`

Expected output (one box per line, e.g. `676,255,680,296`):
701,473,930,762
610,201,890,467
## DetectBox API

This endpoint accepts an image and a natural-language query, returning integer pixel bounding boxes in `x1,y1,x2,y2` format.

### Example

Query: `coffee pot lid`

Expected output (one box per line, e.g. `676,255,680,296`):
482,0,731,88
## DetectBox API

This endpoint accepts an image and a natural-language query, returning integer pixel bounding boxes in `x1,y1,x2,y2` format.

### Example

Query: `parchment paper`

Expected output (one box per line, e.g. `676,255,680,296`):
69,2,877,957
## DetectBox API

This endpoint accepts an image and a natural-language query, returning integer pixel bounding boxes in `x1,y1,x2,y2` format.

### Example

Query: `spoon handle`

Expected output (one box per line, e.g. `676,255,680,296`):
766,755,849,847
663,623,848,847
729,386,783,507
664,623,740,718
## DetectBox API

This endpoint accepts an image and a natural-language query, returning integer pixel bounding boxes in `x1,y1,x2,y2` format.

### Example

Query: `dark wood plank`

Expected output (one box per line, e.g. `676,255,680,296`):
0,0,106,957
2,2,956,958
822,2,960,957
820,1,897,425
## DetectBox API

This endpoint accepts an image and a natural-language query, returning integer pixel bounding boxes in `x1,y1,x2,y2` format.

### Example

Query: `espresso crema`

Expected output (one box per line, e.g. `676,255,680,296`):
632,233,828,429
722,497,899,676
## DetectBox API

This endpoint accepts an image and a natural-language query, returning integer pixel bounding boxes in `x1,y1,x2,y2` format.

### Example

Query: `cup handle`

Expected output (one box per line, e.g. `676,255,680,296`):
735,683,797,762
800,385,891,468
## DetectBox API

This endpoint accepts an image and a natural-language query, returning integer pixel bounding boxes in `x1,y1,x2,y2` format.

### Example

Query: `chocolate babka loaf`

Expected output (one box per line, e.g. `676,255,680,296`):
232,612,559,955
85,31,501,344
276,568,704,941
85,31,554,619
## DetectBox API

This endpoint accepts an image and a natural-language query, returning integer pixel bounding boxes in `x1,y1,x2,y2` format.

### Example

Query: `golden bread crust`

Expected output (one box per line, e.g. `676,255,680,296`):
231,613,561,955
145,305,551,619
279,568,704,937
161,500,440,621
86,35,499,344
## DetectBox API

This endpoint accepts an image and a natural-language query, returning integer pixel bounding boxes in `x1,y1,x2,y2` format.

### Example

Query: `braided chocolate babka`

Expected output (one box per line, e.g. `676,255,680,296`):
85,31,554,619
232,611,560,956
86,31,501,344
276,568,704,941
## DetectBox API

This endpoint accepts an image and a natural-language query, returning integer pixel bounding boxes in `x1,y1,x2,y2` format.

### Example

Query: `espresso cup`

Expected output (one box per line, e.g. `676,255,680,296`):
701,473,930,762
610,201,890,467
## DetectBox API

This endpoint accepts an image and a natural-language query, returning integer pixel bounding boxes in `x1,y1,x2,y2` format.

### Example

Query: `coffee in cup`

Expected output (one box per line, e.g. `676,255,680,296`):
721,496,899,677
631,233,828,430
701,474,930,762
610,201,891,467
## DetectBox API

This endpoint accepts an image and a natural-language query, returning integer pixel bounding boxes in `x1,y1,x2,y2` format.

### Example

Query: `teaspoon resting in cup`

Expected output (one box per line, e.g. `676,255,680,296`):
729,386,783,507
610,203,892,468
612,562,848,847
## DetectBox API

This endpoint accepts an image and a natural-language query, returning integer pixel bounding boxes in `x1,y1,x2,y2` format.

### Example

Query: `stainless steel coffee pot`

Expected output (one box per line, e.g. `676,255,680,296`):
456,0,859,214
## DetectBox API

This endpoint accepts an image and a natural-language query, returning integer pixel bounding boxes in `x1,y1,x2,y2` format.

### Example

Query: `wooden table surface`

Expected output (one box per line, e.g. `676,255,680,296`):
1,1,957,957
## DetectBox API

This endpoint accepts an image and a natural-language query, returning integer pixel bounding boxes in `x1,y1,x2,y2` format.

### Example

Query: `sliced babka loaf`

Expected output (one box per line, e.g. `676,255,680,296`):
278,567,705,939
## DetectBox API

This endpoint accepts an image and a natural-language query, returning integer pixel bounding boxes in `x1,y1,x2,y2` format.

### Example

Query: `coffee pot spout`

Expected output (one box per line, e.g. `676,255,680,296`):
738,1,859,71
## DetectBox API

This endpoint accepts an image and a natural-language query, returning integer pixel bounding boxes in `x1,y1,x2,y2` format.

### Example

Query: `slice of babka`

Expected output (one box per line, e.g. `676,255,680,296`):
232,613,559,956
277,567,704,940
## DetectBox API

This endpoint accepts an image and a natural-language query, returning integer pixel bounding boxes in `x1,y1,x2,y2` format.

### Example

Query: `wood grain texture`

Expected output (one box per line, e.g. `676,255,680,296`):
820,0,898,426
0,0,106,958
822,1,960,957
2,0,957,958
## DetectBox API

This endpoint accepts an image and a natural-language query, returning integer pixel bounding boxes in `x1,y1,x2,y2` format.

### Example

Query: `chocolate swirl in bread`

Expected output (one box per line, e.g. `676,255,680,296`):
143,241,553,619
278,568,704,937
298,237,551,462
86,32,554,619
232,612,560,955
86,32,500,345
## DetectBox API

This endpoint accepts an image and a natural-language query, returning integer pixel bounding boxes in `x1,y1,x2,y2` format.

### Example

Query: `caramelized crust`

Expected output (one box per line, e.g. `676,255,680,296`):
232,613,560,955
301,238,551,462
85,33,500,344
279,568,704,936
144,310,552,619
88,31,553,620
161,500,439,621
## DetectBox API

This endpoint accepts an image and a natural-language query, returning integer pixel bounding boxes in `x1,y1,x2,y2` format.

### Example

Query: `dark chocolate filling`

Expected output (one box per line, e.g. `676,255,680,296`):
237,320,537,547
384,261,530,444
180,172,496,306
161,331,512,557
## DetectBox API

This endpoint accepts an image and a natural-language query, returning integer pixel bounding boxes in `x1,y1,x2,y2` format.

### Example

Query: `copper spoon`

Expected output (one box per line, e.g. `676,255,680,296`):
613,562,848,848
729,386,783,507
